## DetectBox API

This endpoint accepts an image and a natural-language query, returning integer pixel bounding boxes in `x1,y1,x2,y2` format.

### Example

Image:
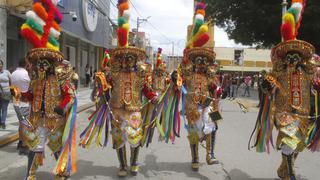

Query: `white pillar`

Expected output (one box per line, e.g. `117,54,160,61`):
0,8,7,67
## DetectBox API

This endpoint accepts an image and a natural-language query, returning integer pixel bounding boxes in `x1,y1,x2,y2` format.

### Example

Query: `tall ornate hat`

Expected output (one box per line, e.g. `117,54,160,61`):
101,49,111,70
183,1,215,65
155,47,167,70
110,0,146,65
21,0,63,64
271,0,315,62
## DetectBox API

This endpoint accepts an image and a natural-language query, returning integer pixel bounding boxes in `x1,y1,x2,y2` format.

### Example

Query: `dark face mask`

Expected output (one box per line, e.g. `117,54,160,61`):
37,59,52,79
193,56,209,73
285,52,303,70
120,55,136,72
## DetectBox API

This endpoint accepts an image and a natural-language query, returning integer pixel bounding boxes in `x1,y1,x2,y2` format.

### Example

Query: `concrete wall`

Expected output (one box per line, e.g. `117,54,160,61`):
214,47,272,72
58,0,112,48
215,47,271,62
0,8,7,66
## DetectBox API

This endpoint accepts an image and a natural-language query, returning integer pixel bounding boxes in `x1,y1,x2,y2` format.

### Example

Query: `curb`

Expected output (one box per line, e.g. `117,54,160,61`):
0,102,95,147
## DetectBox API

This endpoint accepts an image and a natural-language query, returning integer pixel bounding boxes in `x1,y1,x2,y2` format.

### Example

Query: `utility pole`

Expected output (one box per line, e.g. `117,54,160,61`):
136,17,150,47
172,41,174,56
282,0,288,24
136,17,140,46
281,0,288,42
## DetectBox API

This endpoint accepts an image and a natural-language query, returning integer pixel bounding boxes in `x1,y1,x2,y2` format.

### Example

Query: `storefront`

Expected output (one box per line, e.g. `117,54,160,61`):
4,0,112,85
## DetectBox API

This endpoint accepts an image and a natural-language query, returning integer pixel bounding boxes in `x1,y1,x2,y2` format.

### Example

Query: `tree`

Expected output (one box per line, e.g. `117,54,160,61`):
204,0,320,53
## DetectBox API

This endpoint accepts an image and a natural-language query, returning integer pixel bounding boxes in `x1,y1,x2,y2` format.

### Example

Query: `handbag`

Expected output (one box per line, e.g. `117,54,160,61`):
0,83,12,101
209,111,222,122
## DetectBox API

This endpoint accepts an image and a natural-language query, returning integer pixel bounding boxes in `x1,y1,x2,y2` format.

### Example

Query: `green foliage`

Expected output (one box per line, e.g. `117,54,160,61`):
204,0,320,53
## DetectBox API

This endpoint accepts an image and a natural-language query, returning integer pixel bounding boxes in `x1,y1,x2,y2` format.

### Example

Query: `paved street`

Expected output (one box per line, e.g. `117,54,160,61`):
0,88,93,144
0,90,320,180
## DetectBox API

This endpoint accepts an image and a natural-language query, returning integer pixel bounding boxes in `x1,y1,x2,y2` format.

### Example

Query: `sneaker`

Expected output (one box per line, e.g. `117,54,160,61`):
1,124,6,130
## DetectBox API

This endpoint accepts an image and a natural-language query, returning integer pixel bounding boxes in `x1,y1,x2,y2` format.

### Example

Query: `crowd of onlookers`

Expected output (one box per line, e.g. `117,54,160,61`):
0,59,30,155
218,71,267,101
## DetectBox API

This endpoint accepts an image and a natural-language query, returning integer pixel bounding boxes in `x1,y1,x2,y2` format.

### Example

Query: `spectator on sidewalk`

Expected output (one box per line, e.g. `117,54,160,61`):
243,75,252,97
222,73,231,98
230,74,238,99
0,60,12,130
11,59,30,155
85,64,90,87
257,70,267,107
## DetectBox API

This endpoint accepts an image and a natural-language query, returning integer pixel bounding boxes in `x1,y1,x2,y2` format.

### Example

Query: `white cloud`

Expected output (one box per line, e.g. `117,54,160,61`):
110,0,241,55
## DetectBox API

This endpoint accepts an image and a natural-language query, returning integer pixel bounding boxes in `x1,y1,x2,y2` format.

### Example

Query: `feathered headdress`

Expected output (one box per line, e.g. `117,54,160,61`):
101,49,111,69
21,0,62,51
21,0,64,64
156,48,163,68
117,0,130,48
281,0,306,41
110,0,147,66
186,1,210,49
271,0,314,63
183,1,215,65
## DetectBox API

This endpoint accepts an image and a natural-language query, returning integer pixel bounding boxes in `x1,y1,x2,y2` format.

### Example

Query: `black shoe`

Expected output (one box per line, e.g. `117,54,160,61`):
17,141,23,150
19,147,29,156
1,124,6,129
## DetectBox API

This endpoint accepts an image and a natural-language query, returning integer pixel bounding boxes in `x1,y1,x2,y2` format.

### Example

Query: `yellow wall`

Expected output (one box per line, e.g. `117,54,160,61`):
256,61,266,67
244,61,255,67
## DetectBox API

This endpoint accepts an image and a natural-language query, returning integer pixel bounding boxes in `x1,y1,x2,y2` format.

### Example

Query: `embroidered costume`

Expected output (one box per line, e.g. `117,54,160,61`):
250,1,320,179
20,1,77,179
180,1,222,171
79,0,157,177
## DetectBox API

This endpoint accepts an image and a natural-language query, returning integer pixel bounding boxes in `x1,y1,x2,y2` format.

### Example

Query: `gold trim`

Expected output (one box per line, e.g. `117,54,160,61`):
110,47,147,65
26,48,64,64
271,40,315,63
185,47,216,64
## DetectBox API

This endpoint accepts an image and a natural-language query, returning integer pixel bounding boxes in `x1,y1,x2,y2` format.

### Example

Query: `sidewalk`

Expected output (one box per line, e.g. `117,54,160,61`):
0,87,94,146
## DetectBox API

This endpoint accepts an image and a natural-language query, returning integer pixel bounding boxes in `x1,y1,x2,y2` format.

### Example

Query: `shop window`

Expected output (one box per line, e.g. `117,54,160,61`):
234,49,244,66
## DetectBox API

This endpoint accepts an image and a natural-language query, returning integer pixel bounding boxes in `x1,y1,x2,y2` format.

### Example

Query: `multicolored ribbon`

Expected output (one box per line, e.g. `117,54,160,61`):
79,100,111,148
307,90,320,152
54,97,77,176
248,94,274,153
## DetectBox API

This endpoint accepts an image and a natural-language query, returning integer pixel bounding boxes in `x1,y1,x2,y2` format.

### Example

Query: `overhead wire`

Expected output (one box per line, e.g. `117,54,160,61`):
128,0,173,43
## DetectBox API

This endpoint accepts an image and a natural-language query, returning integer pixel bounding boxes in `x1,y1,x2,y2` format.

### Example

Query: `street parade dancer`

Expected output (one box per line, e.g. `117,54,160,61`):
178,1,223,171
79,0,159,177
19,0,77,179
250,1,320,179
140,47,172,147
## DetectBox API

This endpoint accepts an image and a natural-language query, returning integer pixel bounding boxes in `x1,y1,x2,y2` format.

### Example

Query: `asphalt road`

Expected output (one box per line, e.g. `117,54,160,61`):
0,98,320,180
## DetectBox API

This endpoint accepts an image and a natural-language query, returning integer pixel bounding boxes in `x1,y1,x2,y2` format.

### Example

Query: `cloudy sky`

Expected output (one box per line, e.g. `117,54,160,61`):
109,0,240,55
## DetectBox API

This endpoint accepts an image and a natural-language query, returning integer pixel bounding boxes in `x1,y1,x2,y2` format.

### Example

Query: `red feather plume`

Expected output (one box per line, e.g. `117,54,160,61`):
21,28,42,48
281,22,294,41
117,28,128,47
193,33,210,47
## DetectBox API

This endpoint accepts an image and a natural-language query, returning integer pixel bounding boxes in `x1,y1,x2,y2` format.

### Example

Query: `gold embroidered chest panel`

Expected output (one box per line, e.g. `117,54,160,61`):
110,72,143,111
274,70,312,115
31,75,61,119
152,70,168,93
184,73,210,109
